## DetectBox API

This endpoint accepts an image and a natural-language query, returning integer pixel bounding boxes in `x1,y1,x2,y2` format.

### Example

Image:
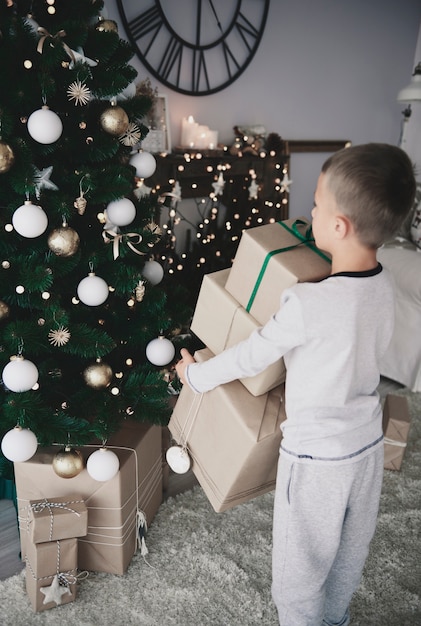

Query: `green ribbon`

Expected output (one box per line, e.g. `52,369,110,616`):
245,220,331,313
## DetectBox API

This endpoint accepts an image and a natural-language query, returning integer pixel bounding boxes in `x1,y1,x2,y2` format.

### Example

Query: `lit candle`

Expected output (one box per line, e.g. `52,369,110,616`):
207,130,218,150
181,116,198,148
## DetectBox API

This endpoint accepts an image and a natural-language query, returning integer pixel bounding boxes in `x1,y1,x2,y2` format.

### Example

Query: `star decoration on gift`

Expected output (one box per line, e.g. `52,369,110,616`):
211,172,225,197
119,122,141,147
40,574,71,606
48,326,71,347
280,172,293,193
67,80,91,106
248,179,259,200
34,166,58,199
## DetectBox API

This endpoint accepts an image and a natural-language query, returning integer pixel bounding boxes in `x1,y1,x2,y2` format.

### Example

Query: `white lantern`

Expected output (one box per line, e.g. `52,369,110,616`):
12,201,48,238
77,273,109,306
27,106,63,144
106,198,136,226
142,260,164,285
87,448,120,481
129,151,156,178
146,336,175,366
1,426,38,462
2,356,39,392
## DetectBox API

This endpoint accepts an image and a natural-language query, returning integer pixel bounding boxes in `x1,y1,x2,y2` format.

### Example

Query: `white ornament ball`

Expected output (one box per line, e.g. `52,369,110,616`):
77,274,109,306
87,448,120,481
1,426,38,462
12,201,48,238
106,198,136,227
129,151,157,178
27,106,63,144
2,356,39,392
146,336,175,366
142,260,164,285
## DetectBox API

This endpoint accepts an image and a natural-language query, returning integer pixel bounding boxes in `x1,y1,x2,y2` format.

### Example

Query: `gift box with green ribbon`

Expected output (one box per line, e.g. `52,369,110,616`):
191,268,285,396
225,218,331,325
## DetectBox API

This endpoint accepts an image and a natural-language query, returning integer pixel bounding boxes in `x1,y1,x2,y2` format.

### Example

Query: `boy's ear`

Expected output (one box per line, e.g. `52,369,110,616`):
334,214,353,239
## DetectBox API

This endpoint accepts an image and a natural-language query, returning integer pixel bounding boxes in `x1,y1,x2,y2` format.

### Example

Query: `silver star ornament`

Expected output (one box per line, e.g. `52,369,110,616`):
40,574,71,606
34,166,58,199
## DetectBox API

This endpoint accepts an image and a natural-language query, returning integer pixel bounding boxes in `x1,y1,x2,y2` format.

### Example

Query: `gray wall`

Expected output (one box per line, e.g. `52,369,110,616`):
106,0,421,219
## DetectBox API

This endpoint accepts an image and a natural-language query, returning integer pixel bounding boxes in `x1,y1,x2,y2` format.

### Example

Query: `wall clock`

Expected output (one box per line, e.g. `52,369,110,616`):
116,0,270,96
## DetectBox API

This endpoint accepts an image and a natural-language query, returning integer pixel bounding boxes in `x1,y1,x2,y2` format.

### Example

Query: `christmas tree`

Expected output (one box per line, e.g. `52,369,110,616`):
0,0,191,479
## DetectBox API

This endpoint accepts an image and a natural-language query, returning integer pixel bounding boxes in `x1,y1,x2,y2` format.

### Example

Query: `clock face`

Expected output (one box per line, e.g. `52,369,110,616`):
117,0,270,96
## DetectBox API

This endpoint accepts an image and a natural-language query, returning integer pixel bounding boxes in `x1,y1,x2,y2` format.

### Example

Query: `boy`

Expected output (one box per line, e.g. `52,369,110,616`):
175,143,416,625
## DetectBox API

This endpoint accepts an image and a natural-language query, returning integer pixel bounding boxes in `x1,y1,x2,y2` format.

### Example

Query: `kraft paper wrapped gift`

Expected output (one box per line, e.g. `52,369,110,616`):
191,268,285,396
15,421,163,574
25,538,78,612
168,348,286,512
23,495,87,545
225,218,331,325
383,394,411,471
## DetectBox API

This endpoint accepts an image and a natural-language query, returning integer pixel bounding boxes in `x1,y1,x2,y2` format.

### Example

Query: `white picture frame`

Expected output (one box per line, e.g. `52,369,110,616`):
141,94,171,154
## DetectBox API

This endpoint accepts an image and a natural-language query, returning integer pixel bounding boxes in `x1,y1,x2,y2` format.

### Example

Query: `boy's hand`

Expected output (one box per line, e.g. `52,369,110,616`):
175,348,196,385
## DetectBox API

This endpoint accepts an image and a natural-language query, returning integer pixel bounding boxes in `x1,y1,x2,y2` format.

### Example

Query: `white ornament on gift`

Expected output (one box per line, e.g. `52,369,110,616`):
166,445,191,474
142,259,164,285
129,150,157,178
2,355,39,392
1,426,38,462
77,272,109,306
12,200,48,238
87,448,120,481
106,198,136,226
146,336,175,366
27,106,63,144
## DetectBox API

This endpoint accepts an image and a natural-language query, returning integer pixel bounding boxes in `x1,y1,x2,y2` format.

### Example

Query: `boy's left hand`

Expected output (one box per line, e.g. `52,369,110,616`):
175,348,196,385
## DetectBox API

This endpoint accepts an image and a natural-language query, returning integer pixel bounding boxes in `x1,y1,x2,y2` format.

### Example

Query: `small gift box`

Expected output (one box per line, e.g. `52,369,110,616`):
191,268,285,396
225,218,331,325
25,494,87,544
168,348,286,512
25,538,78,612
383,393,411,471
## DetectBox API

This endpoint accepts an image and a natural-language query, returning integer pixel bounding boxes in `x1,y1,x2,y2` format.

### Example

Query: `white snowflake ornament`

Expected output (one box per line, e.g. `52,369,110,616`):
67,81,91,106
48,326,71,347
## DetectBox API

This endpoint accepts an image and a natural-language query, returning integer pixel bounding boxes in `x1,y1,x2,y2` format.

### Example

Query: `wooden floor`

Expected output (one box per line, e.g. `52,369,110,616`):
0,377,402,581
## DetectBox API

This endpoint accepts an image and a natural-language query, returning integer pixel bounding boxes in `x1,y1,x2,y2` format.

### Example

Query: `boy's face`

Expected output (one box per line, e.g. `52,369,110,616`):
311,172,338,253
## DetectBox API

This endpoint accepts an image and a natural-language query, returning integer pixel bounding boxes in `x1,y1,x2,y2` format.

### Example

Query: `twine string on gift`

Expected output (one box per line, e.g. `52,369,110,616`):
245,219,331,313
175,392,203,457
384,437,407,448
28,498,83,541
25,540,86,587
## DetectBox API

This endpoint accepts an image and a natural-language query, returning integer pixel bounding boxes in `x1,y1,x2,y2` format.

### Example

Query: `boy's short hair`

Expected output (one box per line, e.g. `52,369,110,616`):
322,143,416,248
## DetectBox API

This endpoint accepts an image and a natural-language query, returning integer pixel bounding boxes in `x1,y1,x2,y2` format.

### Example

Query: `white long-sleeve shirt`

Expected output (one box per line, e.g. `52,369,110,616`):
186,264,393,463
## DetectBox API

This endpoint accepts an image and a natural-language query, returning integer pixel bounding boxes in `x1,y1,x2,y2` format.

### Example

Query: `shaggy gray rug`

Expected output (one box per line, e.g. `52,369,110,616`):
0,388,420,626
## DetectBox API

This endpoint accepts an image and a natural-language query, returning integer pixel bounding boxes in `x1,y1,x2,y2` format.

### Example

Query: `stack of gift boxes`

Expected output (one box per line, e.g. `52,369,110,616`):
23,494,88,612
14,421,164,610
169,218,332,512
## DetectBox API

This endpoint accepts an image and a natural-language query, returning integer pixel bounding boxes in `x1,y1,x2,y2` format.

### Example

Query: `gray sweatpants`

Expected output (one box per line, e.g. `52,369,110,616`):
271,445,384,626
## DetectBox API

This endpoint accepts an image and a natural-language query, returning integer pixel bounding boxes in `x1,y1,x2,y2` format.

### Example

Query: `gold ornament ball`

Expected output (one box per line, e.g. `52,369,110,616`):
0,141,15,174
96,18,118,33
0,300,10,321
83,359,113,389
48,225,80,257
100,106,129,136
52,446,84,478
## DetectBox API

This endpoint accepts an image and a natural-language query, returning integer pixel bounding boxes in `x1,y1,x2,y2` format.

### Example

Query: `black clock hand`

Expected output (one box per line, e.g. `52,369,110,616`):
207,0,223,34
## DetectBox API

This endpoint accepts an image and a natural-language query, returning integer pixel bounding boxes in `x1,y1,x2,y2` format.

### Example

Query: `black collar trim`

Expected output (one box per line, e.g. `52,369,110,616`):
328,263,383,279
